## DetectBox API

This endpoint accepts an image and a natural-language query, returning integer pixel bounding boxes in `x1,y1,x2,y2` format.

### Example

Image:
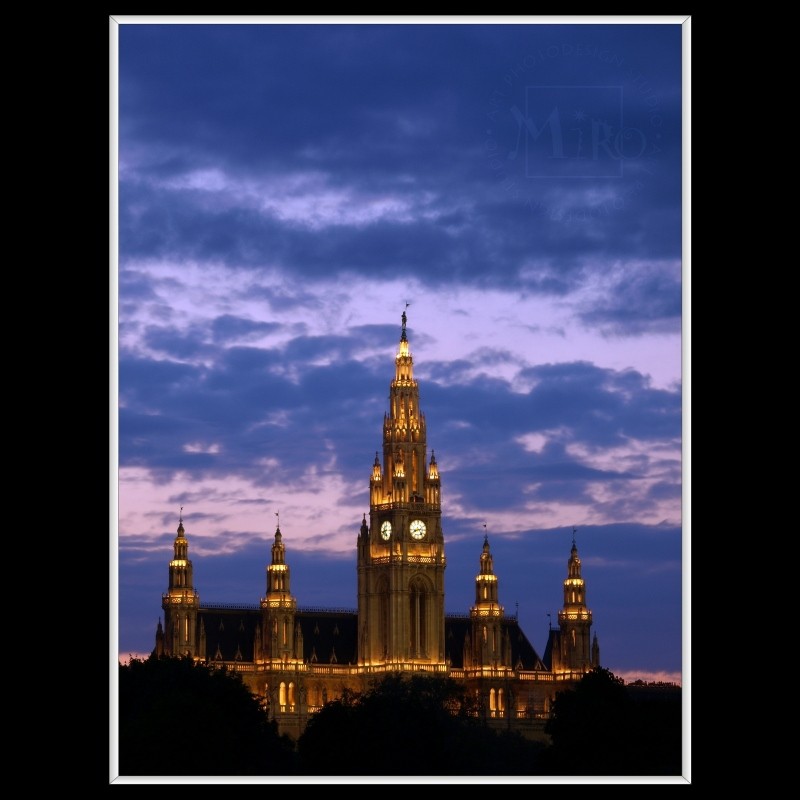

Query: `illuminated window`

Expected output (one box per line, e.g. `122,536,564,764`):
489,688,496,711
288,682,295,708
377,576,389,658
498,689,505,712
279,682,286,707
410,578,427,657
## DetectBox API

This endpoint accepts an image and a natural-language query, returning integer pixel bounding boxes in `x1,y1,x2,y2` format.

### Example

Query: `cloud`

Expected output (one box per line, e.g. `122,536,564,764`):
577,260,682,336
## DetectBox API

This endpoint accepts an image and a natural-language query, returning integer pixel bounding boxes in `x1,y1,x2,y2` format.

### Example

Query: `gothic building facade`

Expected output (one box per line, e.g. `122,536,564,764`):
154,314,600,738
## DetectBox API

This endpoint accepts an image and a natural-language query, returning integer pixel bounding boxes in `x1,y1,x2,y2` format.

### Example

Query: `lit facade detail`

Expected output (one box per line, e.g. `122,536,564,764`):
158,515,202,659
154,313,601,740
552,537,600,675
358,312,446,669
255,525,304,669
464,536,511,675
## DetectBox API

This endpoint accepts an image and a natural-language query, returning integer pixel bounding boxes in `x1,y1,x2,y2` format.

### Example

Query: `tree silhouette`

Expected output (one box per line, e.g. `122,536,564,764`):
297,673,544,775
542,667,682,775
117,655,295,776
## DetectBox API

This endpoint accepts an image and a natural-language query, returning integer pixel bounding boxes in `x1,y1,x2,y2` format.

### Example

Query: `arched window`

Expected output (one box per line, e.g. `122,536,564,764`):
288,682,295,708
409,577,428,658
377,576,389,659
498,688,505,713
279,682,286,708
489,688,496,711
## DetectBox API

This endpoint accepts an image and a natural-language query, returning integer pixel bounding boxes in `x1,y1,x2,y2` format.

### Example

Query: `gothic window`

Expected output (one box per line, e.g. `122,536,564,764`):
288,682,295,708
489,688,496,711
279,682,286,708
377,576,389,658
410,577,428,658
498,688,505,712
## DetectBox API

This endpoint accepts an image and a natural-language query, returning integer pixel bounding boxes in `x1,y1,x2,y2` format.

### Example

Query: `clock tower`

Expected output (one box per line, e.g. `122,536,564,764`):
357,311,446,669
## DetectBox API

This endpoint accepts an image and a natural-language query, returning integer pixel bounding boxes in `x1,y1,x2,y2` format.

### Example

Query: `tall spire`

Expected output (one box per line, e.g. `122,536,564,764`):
555,535,594,675
474,533,501,606
161,510,199,657
269,522,288,579
260,522,300,665
359,311,446,668
468,531,506,670
169,512,192,589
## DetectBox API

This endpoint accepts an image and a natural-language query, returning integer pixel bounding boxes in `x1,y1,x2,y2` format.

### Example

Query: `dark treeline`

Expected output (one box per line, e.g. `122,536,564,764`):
116,658,682,777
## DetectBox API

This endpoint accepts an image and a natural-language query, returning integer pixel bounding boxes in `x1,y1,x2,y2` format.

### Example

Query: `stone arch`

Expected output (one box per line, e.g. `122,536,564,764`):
409,574,433,658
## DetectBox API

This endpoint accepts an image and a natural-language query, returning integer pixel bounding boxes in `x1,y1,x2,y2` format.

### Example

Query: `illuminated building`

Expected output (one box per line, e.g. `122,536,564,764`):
154,313,600,738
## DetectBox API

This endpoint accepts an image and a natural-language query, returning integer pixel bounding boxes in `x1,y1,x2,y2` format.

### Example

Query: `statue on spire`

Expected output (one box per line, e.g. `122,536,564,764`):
402,302,410,330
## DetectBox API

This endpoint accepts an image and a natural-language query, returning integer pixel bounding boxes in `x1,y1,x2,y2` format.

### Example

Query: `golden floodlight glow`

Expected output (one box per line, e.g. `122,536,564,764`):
156,314,608,741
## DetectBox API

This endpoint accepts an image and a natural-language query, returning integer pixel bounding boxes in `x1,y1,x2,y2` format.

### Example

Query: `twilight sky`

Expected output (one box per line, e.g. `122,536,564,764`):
114,18,686,684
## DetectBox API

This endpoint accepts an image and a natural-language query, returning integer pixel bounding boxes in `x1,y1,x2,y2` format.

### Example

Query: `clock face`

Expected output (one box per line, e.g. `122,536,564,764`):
380,521,392,541
410,519,427,540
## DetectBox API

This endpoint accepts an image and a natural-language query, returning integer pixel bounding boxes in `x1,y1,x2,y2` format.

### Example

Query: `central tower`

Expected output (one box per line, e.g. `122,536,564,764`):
357,311,446,669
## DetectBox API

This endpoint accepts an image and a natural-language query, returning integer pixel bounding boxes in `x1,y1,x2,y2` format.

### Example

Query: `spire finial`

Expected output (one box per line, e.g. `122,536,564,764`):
275,511,280,534
547,612,552,630
572,526,577,547
401,303,410,341
483,522,488,547
179,506,183,524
